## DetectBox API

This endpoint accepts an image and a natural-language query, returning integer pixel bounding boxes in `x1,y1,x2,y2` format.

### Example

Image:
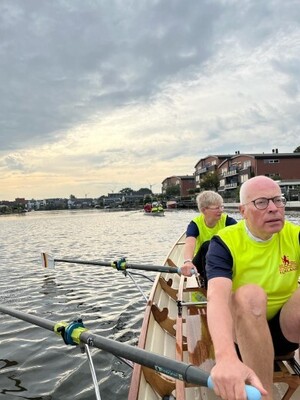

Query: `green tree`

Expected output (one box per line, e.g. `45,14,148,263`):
120,187,133,195
293,145,300,153
137,188,152,195
144,194,152,204
166,185,180,197
200,172,220,191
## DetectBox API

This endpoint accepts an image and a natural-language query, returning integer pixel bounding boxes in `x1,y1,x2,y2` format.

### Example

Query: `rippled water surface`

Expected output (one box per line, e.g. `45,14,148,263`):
0,209,298,399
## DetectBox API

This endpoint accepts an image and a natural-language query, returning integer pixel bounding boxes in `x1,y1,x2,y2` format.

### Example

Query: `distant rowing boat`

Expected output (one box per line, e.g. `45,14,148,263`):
166,200,177,209
144,201,165,216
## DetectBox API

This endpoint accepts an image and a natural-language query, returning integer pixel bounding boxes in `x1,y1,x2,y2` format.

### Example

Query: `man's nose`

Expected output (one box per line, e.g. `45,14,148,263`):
267,199,279,211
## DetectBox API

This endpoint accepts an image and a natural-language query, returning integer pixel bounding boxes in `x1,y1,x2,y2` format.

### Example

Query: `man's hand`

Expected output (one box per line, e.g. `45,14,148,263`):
210,358,267,400
180,260,195,276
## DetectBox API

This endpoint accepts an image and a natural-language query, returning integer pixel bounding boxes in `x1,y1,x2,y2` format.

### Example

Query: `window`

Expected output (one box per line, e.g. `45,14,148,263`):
240,174,248,183
264,159,280,164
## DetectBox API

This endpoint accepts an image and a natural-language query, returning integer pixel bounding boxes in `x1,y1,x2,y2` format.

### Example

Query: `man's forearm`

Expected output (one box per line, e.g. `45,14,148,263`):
207,278,238,361
207,300,237,361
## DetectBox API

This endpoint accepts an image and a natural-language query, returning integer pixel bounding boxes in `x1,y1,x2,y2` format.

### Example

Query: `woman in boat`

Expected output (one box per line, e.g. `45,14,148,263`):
205,176,300,400
180,190,237,288
150,201,164,213
143,203,152,213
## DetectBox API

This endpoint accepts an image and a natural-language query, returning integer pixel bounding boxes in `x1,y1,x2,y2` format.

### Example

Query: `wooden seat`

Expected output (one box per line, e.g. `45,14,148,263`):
273,351,300,400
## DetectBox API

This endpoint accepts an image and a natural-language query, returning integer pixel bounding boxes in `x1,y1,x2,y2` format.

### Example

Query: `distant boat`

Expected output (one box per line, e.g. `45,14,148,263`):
143,202,165,216
166,200,177,209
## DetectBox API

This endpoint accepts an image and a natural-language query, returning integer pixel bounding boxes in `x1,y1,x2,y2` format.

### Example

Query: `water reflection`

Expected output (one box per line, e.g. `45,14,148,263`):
0,359,47,399
40,275,57,296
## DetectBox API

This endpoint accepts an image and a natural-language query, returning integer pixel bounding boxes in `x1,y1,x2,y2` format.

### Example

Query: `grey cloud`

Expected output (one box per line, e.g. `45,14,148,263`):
0,0,225,151
0,0,299,156
3,154,26,170
272,58,300,98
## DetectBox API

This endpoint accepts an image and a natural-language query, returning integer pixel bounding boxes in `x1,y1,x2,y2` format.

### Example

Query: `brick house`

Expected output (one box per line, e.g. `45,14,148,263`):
162,175,195,197
193,149,300,200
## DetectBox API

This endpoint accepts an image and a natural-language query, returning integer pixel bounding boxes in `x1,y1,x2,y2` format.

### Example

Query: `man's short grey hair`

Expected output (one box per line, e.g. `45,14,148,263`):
239,181,248,204
196,190,223,211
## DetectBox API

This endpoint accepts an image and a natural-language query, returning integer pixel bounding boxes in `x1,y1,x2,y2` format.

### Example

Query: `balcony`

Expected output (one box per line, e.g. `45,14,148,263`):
222,169,238,177
197,167,207,174
225,182,238,190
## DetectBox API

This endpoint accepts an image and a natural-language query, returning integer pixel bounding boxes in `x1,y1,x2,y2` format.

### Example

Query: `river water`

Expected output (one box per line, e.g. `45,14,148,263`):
0,209,299,400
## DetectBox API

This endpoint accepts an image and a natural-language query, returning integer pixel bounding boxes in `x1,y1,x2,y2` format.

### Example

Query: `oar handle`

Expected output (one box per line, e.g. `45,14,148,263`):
177,267,196,275
207,376,261,400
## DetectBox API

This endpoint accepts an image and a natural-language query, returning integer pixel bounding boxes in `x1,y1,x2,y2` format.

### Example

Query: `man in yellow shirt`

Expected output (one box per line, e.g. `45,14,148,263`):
206,176,300,400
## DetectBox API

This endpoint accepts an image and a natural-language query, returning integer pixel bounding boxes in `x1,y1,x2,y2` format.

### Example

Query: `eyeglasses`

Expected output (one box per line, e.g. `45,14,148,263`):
246,196,286,210
206,205,224,211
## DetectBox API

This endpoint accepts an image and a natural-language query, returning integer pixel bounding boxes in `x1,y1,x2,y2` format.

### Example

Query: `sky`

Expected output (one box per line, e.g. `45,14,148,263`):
1,0,300,201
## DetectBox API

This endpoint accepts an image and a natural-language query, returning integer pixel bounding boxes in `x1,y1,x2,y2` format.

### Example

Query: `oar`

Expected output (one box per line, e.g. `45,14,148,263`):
0,304,261,400
41,253,191,274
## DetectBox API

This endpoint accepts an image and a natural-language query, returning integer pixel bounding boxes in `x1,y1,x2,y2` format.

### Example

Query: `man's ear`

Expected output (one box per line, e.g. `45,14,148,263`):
239,205,246,218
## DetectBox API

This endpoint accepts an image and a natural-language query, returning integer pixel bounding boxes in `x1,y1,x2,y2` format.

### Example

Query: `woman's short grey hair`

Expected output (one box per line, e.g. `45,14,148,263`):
196,190,223,211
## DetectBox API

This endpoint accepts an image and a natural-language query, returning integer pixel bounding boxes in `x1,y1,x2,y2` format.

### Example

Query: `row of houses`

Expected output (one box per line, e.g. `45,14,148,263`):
162,149,300,201
1,149,300,212
0,197,96,212
0,190,154,212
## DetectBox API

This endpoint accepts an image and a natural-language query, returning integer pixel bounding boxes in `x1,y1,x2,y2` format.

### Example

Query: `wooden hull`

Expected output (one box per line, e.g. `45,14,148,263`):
128,233,300,400
128,232,217,400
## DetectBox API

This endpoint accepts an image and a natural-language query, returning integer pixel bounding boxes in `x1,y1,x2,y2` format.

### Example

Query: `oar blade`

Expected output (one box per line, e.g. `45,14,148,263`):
41,252,55,269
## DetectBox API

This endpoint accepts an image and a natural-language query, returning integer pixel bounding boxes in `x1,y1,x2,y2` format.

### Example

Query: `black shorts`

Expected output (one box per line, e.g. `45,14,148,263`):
268,310,299,356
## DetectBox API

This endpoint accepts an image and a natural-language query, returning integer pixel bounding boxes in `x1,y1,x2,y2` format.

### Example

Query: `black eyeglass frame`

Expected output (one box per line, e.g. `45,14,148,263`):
245,196,286,210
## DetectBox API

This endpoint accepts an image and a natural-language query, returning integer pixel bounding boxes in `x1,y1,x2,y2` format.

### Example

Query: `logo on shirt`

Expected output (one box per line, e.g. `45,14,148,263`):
279,255,298,274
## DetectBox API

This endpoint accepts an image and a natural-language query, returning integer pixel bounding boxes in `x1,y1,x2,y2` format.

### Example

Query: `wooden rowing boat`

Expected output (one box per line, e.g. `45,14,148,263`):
2,242,298,399
128,232,300,400
128,232,217,399
144,202,165,216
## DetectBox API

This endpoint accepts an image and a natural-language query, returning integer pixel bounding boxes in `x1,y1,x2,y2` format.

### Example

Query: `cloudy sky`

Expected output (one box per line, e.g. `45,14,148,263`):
1,0,300,200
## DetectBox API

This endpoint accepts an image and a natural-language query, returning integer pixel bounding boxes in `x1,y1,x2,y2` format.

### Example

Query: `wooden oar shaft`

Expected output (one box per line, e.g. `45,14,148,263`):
54,257,179,273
